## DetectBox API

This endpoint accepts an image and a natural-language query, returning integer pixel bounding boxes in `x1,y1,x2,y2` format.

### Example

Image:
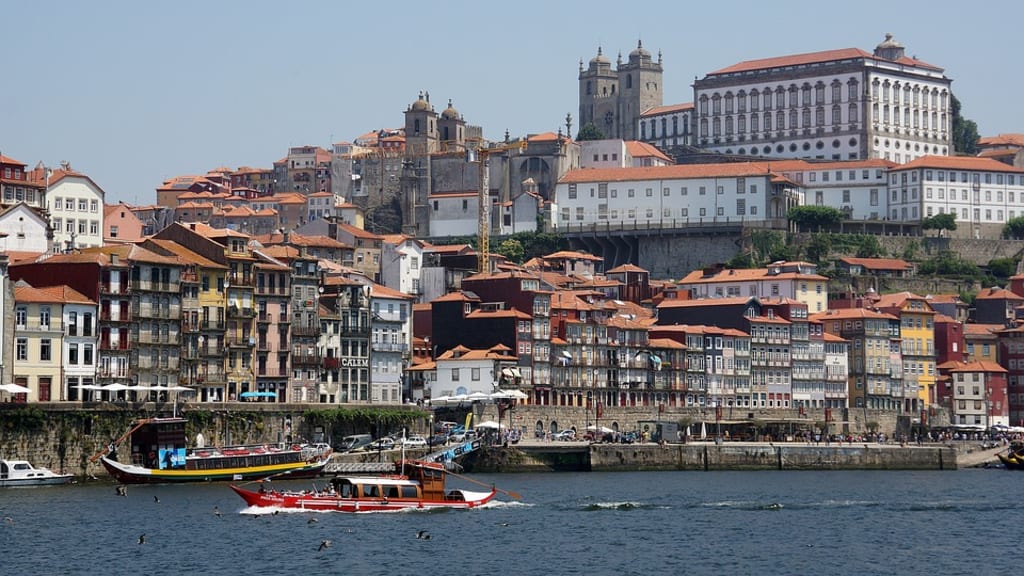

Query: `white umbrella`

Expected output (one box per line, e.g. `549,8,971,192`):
431,395,451,405
466,392,490,402
475,420,502,429
168,385,193,392
102,383,130,391
587,425,614,434
1,383,31,393
700,421,707,440
77,384,103,390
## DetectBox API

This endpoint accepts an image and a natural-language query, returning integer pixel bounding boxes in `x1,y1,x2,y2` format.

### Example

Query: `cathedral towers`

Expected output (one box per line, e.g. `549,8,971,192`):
578,41,663,141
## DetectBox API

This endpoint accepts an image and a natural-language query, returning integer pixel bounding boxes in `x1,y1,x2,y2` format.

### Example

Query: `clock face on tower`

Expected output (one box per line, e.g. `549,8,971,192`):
604,111,614,127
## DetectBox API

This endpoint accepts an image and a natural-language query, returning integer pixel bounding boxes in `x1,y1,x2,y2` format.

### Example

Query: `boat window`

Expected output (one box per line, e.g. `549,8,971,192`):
14,463,30,471
364,485,379,498
400,486,418,498
386,486,400,499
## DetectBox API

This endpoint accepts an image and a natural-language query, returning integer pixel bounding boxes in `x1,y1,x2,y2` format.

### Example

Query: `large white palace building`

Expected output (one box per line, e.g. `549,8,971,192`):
691,34,952,163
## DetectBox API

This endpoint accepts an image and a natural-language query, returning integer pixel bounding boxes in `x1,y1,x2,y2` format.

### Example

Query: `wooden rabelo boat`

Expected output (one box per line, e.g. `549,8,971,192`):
997,443,1024,470
95,417,332,484
230,460,514,513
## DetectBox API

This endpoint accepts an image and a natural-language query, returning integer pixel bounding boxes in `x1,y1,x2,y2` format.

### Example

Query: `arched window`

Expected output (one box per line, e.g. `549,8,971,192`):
626,74,632,89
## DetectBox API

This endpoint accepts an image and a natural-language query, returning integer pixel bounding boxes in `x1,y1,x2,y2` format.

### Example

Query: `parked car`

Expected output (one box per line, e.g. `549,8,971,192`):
449,429,476,443
400,436,428,448
361,437,395,451
554,430,577,441
338,434,373,453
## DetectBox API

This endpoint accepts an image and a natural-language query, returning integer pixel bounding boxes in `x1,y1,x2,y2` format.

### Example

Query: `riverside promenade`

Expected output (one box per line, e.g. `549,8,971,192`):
332,437,1007,473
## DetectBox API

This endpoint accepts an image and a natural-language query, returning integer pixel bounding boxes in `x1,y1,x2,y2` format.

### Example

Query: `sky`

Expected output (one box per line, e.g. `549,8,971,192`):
3,0,1024,205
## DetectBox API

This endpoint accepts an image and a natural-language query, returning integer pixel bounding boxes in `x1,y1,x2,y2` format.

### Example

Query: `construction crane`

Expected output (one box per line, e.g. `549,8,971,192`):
475,140,527,274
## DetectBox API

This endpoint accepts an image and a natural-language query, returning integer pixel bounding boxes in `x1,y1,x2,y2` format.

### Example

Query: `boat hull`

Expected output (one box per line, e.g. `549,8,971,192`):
0,475,76,488
997,451,1024,470
1,459,76,488
101,456,329,484
230,484,498,513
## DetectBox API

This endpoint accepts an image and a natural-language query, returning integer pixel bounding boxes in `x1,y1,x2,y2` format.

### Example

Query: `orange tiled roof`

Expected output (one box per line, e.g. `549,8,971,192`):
839,257,913,271
15,283,95,305
625,141,673,163
947,361,1007,374
708,47,942,76
894,155,1024,173
978,134,1024,147
641,103,693,116
560,162,783,184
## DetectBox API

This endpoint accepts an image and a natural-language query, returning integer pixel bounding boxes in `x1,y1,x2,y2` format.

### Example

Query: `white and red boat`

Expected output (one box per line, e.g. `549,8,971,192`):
230,460,513,513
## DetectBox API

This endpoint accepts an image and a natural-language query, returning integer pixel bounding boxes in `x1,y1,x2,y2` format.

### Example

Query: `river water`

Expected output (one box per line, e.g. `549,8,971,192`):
0,469,1018,575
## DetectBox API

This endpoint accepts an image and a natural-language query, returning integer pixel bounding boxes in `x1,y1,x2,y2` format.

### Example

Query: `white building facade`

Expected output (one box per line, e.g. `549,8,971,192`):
45,170,105,252
369,285,413,403
692,34,952,164
554,163,802,230
638,103,694,149
887,155,1024,238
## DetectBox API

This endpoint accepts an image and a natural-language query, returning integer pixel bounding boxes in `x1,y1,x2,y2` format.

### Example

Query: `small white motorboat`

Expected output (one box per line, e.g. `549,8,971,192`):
0,459,75,487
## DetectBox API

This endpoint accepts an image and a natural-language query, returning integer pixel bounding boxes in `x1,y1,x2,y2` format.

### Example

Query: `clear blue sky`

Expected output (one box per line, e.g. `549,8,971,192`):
3,0,1021,205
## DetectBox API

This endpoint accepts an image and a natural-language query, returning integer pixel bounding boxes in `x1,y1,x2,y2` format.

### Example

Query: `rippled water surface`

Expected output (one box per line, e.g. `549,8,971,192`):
0,469,1019,575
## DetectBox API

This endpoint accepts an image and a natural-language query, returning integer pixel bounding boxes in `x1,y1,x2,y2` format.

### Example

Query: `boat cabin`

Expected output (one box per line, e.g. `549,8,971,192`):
327,461,451,501
128,418,188,470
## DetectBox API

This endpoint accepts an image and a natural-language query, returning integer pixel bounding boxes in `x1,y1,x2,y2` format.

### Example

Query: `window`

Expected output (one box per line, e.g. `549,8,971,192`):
16,338,28,361
451,368,460,381
65,198,74,210
79,199,88,212
90,199,98,212
69,344,79,365
68,311,78,336
41,338,52,361
84,343,94,365
40,306,51,328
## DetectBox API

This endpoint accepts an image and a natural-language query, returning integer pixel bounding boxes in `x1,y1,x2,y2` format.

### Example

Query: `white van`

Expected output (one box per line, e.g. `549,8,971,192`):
339,434,373,452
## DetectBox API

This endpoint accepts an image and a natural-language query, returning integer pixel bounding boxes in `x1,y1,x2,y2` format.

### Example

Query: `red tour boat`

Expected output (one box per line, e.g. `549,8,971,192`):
230,460,516,513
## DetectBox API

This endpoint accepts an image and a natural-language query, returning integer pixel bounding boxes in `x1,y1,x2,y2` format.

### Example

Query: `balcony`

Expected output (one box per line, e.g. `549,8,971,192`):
322,357,339,370
256,340,271,352
100,283,130,296
228,273,256,287
228,305,255,319
256,366,288,377
291,354,319,366
257,312,273,323
134,306,181,320
255,284,289,296
130,279,179,292
14,320,61,333
226,335,255,347
97,367,130,378
99,339,131,351
291,325,320,337
371,342,409,354
201,319,224,331
100,310,131,322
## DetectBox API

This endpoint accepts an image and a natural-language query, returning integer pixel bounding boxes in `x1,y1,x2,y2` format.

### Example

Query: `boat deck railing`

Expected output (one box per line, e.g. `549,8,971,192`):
324,462,397,474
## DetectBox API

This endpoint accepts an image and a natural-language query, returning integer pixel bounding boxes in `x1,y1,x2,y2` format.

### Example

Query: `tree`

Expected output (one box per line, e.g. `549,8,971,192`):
1004,216,1024,239
494,238,525,264
951,94,979,155
787,205,843,231
921,212,957,236
576,122,605,141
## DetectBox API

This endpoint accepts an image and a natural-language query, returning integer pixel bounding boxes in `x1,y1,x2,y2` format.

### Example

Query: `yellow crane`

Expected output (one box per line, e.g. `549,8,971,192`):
474,140,527,274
